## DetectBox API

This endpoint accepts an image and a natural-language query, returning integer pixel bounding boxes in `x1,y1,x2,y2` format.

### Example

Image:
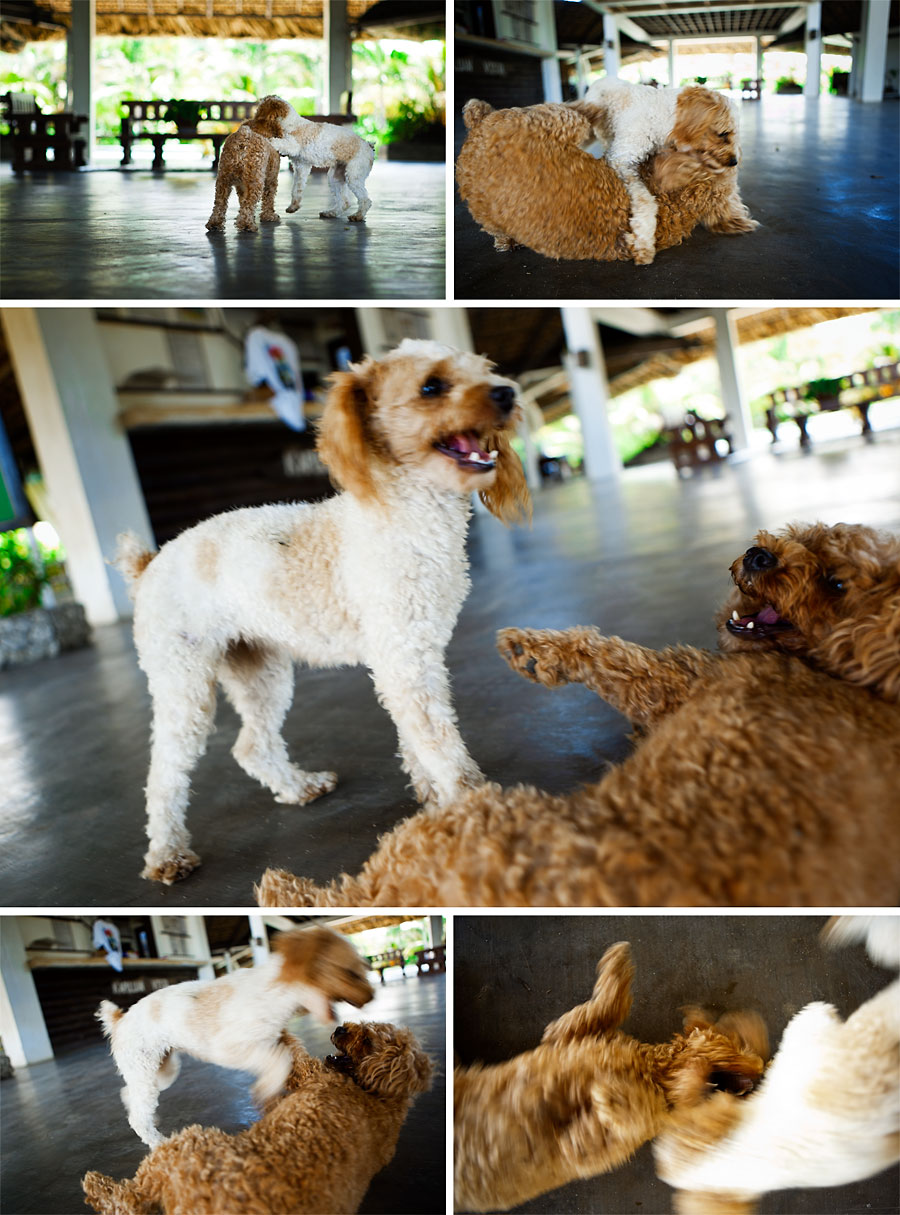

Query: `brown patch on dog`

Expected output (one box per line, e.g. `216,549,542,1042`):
195,539,219,583
670,87,739,174
273,926,374,1010
248,95,290,140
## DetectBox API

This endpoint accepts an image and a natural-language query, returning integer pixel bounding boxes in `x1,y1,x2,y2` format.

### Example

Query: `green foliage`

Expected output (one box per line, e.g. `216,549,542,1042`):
164,98,205,128
0,531,46,617
803,376,844,402
0,528,66,617
775,76,802,92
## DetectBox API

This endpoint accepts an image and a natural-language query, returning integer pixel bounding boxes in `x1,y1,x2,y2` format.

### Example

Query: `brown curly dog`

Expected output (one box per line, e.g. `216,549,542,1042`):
456,98,757,262
257,522,900,909
82,1023,432,1215
455,942,768,1212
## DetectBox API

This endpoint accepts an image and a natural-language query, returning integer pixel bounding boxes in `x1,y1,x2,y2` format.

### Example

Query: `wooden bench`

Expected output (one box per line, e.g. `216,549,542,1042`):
663,411,733,474
765,361,900,447
413,945,446,976
2,92,87,173
366,950,406,984
119,99,358,170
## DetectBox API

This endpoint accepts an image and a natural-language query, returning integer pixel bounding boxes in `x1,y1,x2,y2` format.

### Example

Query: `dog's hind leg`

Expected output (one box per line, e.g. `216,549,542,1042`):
141,651,219,883
259,153,281,223
82,1171,152,1215
219,642,337,805
319,165,348,218
205,173,231,231
286,158,311,213
497,627,717,728
541,942,635,1044
345,153,372,222
234,176,261,232
119,1071,166,1148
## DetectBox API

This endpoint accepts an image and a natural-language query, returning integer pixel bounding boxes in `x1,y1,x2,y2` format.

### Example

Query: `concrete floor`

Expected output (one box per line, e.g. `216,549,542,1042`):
0,161,445,301
1,427,899,907
454,915,900,1214
0,962,445,1215
454,95,900,300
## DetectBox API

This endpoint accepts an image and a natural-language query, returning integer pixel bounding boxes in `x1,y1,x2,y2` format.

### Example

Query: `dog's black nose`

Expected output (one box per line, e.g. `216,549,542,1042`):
727,155,738,166
333,1024,348,1039
490,385,515,414
743,546,778,573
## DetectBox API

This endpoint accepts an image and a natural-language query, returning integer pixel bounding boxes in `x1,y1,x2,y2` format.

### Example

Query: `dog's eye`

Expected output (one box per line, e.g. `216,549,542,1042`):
421,376,448,398
825,574,847,593
716,131,729,140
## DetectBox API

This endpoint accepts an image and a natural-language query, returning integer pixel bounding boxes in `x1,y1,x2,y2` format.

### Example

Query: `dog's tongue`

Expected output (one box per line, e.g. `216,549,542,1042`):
754,605,780,625
446,431,491,459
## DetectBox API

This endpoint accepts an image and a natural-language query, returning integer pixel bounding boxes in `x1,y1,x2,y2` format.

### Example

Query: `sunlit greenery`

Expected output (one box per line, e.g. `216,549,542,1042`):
0,527,65,617
0,35,445,144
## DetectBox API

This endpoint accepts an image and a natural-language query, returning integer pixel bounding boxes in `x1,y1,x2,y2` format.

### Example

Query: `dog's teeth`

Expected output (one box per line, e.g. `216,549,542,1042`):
489,450,499,460
732,610,739,621
746,620,754,629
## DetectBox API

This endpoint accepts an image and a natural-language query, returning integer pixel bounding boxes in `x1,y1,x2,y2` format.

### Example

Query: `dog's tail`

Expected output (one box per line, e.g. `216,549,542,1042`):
823,915,900,970
112,531,156,595
96,999,125,1041
462,99,493,130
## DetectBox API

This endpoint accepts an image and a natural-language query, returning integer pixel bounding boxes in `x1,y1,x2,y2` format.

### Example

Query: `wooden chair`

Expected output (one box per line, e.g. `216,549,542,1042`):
2,92,87,173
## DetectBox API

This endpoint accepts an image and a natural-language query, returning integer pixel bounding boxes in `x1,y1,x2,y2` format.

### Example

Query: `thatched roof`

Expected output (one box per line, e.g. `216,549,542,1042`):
1,0,442,51
606,307,881,397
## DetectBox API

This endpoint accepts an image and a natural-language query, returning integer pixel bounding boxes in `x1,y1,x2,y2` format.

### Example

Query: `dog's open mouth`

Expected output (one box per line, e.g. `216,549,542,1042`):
709,1070,756,1096
434,431,497,473
325,1050,353,1073
726,604,793,641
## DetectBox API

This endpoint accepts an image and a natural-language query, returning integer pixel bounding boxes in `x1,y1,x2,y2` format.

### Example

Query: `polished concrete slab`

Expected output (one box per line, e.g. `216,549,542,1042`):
454,95,900,300
0,965,445,1215
0,161,445,301
1,427,899,907
455,915,899,1215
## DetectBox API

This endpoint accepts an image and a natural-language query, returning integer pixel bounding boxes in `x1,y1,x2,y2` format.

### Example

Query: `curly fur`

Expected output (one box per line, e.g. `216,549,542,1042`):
454,943,767,1212
579,79,751,263
654,917,900,1213
115,339,530,884
83,1022,432,1215
257,522,900,909
97,926,373,1147
206,95,293,233
456,98,757,262
717,521,900,702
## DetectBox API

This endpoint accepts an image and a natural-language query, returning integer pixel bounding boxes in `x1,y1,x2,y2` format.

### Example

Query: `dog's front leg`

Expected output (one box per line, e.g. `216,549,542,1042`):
702,174,759,235
369,651,483,807
247,1038,294,1106
82,1171,151,1215
609,160,659,265
497,627,716,728
286,157,311,214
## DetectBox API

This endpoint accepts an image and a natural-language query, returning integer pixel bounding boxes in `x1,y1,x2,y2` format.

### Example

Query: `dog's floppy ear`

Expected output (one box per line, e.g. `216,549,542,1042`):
317,361,379,502
819,585,900,702
357,1037,433,1097
542,942,634,1044
478,430,531,527
671,86,730,149
272,925,333,984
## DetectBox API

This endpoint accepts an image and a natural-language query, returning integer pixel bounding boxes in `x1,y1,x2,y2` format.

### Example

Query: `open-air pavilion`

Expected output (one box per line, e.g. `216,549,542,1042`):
0,0,446,300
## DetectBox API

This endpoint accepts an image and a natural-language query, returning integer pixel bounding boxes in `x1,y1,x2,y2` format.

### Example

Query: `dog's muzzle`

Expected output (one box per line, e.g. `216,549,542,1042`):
490,384,516,416
742,546,778,574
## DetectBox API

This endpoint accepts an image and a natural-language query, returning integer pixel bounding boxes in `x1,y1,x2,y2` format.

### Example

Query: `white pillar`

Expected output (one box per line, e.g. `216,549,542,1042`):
541,56,563,102
561,309,620,481
67,0,95,163
603,14,621,79
575,51,588,97
859,0,890,102
713,310,753,453
2,309,154,625
324,0,351,114
668,40,676,87
0,920,54,1068
428,308,474,351
804,1,822,97
756,36,764,87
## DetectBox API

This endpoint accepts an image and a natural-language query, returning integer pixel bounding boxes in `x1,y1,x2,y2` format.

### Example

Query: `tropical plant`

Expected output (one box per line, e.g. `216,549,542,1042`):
0,530,47,617
165,98,205,129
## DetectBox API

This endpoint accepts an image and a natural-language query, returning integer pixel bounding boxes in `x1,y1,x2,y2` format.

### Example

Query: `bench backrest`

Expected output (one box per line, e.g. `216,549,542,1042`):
2,91,40,115
121,99,258,125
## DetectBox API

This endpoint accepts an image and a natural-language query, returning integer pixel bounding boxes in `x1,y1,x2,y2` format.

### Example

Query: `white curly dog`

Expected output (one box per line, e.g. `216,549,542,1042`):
265,96,375,221
654,916,900,1213
115,339,530,884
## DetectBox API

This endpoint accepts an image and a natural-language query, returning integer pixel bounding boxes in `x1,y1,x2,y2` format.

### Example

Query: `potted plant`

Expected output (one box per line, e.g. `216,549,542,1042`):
803,376,844,408
384,100,445,162
165,99,204,133
775,76,803,94
830,69,850,96
0,530,90,669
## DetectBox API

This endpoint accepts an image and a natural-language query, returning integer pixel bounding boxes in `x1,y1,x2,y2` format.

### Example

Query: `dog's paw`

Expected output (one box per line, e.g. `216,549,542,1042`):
235,221,259,233
319,210,337,219
260,212,281,223
255,868,320,907
275,769,338,805
632,246,656,265
496,628,571,687
348,212,366,223
142,849,201,885
205,219,225,231
286,201,300,214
